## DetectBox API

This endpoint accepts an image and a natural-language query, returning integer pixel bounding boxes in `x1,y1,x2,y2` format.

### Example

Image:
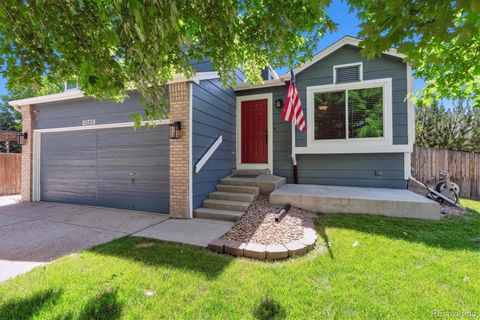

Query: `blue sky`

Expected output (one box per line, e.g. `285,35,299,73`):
0,1,427,97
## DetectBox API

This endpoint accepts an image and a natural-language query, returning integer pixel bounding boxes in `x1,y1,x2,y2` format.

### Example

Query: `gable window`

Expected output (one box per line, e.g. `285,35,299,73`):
306,78,392,150
334,63,362,84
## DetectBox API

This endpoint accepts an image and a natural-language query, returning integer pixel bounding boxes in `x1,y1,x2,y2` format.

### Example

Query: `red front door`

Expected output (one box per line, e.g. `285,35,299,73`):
241,99,268,163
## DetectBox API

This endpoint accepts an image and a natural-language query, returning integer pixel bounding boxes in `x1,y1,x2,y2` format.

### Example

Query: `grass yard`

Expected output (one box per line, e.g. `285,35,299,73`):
1,200,479,320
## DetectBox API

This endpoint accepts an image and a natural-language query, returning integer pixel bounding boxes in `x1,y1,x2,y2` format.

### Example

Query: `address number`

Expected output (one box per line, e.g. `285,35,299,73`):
82,119,96,126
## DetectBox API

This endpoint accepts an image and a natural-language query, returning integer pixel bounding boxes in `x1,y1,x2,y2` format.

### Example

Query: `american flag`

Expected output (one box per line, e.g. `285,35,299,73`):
282,71,305,131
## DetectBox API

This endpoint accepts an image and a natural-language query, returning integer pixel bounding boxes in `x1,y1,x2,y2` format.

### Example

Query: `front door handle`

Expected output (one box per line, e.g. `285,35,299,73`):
265,129,268,145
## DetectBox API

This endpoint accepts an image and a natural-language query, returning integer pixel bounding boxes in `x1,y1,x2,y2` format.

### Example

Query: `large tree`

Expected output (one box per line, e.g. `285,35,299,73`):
416,101,480,153
0,77,63,152
0,0,478,122
350,0,480,107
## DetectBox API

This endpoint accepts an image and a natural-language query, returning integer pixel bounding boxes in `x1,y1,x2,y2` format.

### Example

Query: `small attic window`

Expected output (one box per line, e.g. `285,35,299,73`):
333,63,362,84
64,80,78,91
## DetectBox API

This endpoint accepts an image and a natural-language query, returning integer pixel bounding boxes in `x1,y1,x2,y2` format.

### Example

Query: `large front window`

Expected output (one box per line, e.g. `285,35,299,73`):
314,86,384,141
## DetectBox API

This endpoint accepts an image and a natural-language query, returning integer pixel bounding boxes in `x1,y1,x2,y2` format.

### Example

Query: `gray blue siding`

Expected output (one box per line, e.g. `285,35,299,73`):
294,45,408,146
237,45,408,189
35,92,151,129
192,79,236,209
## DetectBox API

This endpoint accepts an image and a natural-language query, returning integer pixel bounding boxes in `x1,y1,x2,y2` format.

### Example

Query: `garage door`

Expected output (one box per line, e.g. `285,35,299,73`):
40,126,169,213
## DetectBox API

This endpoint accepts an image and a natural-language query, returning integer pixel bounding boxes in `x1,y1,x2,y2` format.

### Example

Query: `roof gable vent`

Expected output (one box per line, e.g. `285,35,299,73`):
334,63,362,83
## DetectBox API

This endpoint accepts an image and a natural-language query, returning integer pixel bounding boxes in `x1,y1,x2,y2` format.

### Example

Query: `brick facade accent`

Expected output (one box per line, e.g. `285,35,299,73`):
168,82,191,218
20,105,35,202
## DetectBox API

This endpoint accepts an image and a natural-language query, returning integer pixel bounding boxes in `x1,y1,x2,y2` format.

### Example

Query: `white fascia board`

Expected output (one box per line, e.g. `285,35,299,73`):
9,90,84,108
170,71,220,85
280,36,406,78
9,72,220,108
233,79,286,91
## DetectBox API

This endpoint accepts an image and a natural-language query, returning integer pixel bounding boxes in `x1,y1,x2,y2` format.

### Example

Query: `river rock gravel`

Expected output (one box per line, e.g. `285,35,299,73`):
221,195,317,245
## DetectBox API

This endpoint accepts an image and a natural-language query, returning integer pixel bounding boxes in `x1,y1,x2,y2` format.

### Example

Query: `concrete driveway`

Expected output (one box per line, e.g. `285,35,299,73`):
0,201,168,281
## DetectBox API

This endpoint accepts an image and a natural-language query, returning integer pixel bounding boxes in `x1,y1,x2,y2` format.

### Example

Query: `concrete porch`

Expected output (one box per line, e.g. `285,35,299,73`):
270,184,441,220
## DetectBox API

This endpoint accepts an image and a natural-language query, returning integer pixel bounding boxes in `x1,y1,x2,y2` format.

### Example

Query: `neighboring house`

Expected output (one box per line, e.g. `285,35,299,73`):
9,36,414,219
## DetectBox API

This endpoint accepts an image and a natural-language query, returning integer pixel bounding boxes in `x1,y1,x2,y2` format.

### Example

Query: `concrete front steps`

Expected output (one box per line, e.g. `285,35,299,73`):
221,172,286,194
193,169,285,222
193,183,260,222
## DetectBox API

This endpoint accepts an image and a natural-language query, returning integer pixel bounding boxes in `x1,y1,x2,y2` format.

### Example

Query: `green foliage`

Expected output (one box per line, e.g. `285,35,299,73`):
1,1,478,121
348,87,383,138
349,0,480,107
416,101,480,153
0,0,335,121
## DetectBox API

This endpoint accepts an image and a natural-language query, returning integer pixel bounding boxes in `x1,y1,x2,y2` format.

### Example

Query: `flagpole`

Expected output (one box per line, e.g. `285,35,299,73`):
291,122,298,184
290,69,299,184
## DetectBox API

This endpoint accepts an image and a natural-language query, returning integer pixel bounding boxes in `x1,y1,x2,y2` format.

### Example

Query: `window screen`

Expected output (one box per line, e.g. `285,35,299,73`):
348,87,383,138
314,91,346,140
335,65,360,83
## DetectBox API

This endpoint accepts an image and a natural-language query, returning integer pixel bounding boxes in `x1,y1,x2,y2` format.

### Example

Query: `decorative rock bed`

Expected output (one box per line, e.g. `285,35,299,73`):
207,195,318,260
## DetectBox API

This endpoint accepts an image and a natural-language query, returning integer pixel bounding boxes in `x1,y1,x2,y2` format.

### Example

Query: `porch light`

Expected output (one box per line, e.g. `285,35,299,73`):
169,121,182,139
275,99,283,109
16,132,28,145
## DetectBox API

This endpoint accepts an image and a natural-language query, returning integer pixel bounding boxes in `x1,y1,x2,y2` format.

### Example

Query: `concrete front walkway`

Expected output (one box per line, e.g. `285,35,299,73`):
271,184,441,220
133,218,233,247
0,201,168,281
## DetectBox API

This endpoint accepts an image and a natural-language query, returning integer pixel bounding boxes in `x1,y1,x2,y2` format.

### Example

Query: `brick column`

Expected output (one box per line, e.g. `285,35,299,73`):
168,82,190,218
20,105,35,202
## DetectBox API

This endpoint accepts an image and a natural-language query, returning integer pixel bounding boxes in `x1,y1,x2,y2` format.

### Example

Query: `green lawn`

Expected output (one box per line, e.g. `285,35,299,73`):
1,200,479,320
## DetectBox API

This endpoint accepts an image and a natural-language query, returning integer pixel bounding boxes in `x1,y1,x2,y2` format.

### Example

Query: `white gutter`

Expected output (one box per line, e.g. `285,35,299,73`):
9,72,220,108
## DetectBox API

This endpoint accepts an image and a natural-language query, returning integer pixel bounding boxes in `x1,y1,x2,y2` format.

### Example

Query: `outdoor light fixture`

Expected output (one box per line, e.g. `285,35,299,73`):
169,121,182,139
16,132,28,145
275,99,283,109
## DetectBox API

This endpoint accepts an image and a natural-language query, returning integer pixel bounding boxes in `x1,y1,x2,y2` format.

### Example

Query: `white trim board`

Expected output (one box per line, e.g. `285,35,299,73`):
188,82,193,218
31,119,171,201
195,135,223,174
233,79,286,91
235,93,273,173
9,72,220,108
34,119,171,133
305,78,394,154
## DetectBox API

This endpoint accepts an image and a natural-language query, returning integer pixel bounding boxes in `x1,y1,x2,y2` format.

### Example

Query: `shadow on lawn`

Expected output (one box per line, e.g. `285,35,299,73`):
0,288,62,319
89,237,232,280
316,206,480,252
252,295,287,320
78,289,122,320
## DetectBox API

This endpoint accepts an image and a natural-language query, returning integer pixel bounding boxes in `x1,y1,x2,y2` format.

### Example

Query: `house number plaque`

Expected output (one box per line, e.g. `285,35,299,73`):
82,118,96,126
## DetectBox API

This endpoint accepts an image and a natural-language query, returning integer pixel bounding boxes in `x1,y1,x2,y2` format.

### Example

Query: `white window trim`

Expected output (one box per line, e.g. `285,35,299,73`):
303,78,395,154
235,93,273,173
188,83,193,218
31,119,171,202
333,62,363,84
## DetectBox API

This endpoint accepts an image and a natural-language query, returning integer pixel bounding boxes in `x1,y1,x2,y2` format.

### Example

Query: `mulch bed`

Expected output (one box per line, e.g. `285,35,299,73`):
221,195,317,245
408,180,467,216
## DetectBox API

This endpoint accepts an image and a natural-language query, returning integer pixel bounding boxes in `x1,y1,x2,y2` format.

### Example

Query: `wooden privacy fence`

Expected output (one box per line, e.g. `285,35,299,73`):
0,153,21,196
412,146,480,200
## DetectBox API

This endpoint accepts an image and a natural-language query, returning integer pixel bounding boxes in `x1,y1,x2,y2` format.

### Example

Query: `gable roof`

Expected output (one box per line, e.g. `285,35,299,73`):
280,36,405,79
234,36,405,91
